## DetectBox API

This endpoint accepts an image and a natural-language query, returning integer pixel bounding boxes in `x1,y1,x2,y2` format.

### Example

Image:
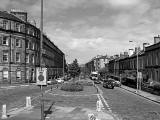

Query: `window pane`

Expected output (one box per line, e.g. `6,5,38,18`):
3,36,9,45
16,39,21,47
16,53,20,62
3,52,8,62
16,71,21,79
26,41,29,49
26,69,29,79
32,43,34,50
3,71,8,79
26,53,29,63
32,55,34,64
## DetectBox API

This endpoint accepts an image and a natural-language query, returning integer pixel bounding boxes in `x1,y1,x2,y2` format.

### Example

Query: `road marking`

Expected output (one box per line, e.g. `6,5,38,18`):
99,94,112,112
95,85,112,112
48,92,97,97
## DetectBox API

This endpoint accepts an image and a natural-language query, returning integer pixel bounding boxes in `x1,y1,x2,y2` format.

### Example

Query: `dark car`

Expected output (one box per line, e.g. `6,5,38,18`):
94,79,101,84
103,78,115,89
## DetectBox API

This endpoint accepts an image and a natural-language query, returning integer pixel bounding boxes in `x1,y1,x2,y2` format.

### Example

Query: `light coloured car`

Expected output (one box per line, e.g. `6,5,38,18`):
114,80,121,87
47,80,52,85
56,78,64,83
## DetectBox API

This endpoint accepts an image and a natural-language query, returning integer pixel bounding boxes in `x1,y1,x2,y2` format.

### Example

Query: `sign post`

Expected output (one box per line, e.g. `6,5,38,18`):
40,85,44,120
36,67,47,120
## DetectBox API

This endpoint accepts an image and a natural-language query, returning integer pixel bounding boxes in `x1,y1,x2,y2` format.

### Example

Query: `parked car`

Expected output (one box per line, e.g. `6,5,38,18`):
103,78,115,89
94,79,101,84
56,78,64,83
47,80,52,85
114,80,121,87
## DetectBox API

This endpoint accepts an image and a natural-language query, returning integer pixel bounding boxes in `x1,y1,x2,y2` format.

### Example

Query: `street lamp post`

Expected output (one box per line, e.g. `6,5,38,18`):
129,40,139,92
40,0,44,120
63,54,65,78
136,47,139,92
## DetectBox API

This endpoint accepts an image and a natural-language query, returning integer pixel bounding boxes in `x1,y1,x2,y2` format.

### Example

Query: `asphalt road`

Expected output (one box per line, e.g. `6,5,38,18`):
98,84,160,120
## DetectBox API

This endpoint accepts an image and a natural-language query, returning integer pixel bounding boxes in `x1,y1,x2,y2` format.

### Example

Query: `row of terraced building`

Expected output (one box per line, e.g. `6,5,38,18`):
0,10,65,84
86,36,160,84
108,36,160,84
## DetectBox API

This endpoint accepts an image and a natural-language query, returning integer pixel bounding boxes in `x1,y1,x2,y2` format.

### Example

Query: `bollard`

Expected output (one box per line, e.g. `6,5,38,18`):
26,96,31,108
1,104,7,119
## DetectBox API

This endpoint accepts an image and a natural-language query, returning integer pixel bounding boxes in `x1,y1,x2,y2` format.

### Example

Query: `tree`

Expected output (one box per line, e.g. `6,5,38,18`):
68,59,80,78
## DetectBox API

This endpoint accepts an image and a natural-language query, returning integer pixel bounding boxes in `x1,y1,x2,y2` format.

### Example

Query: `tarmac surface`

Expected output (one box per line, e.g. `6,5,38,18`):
2,84,116,120
1,80,160,120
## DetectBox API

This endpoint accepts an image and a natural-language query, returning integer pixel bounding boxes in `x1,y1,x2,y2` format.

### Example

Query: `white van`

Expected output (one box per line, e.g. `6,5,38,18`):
90,72,99,80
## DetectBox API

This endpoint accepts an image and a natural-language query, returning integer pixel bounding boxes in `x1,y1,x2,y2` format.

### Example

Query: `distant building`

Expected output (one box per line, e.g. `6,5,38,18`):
85,55,110,74
108,36,160,84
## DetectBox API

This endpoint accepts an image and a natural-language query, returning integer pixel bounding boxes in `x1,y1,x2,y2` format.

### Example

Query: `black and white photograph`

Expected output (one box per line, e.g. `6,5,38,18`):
0,0,160,120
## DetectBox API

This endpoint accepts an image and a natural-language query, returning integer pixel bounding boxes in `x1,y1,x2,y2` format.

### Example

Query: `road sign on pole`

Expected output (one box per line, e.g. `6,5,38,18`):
36,67,47,86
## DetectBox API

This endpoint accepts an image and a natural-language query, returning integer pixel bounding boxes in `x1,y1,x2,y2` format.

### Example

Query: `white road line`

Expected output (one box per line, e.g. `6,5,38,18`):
100,94,112,112
48,92,97,97
95,85,112,112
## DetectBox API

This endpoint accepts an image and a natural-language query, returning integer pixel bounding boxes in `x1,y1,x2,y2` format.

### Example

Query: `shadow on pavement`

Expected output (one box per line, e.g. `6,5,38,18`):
44,101,55,119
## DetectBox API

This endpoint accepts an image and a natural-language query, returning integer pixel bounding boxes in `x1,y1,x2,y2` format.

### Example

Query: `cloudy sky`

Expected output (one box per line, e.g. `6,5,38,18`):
1,0,160,64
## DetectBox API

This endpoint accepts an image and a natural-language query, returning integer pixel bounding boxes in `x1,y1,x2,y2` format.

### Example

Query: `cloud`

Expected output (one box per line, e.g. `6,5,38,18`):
0,0,10,9
107,0,141,7
1,0,160,64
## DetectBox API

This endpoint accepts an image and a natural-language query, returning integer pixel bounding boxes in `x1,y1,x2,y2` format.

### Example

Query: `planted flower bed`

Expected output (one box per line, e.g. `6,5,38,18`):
60,82,83,92
75,80,93,86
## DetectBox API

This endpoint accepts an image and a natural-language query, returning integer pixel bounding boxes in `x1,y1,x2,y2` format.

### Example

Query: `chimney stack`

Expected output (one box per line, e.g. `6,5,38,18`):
154,35,160,44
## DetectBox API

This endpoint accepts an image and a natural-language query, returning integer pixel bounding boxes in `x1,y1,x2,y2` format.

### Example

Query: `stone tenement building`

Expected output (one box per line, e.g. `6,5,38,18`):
0,10,64,84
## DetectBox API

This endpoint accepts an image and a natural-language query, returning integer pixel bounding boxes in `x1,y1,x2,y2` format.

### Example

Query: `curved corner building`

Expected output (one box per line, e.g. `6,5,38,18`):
0,10,64,84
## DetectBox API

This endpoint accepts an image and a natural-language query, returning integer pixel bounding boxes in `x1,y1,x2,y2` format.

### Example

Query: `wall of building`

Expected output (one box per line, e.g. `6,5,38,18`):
0,11,64,84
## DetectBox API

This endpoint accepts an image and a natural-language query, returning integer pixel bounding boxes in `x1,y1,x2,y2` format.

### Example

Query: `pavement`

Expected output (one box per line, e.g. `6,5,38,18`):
1,83,117,120
0,83,35,90
121,85,160,104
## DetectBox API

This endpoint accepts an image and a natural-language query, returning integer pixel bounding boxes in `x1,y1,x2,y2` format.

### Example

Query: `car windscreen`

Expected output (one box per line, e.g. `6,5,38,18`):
91,74,98,77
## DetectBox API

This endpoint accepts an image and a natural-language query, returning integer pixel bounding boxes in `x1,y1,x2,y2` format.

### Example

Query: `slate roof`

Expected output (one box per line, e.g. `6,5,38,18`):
0,11,23,23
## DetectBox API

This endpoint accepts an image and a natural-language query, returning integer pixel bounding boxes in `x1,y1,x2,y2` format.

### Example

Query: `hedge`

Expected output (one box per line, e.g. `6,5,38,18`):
75,80,93,86
60,82,83,92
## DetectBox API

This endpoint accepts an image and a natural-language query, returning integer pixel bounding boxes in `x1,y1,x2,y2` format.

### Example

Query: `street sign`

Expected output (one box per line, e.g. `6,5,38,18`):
36,67,47,85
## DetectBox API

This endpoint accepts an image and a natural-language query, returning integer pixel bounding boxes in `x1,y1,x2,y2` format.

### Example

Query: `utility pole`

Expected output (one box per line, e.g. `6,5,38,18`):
9,20,11,84
136,47,139,93
63,54,65,78
40,0,44,120
129,40,139,93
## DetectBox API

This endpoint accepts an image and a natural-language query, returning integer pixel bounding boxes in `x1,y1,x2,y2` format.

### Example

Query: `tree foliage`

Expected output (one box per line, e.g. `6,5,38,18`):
68,59,80,78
